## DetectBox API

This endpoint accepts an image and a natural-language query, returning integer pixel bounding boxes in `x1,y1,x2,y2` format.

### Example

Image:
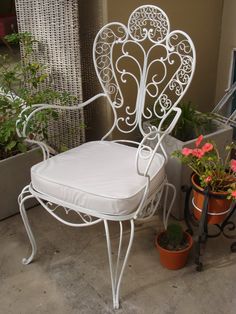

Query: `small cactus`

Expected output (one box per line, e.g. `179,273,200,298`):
158,223,188,251
166,224,184,249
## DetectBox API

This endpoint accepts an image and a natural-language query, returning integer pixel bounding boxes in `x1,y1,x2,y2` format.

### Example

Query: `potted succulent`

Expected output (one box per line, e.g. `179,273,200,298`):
144,102,233,219
0,32,76,219
155,223,193,270
172,135,236,224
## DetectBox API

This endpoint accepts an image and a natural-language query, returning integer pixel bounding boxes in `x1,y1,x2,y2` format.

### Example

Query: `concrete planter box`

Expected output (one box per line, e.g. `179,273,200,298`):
144,120,233,219
0,148,42,220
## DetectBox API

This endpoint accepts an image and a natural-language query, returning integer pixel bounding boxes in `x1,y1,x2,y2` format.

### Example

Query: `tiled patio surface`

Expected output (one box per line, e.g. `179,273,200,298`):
1,205,236,314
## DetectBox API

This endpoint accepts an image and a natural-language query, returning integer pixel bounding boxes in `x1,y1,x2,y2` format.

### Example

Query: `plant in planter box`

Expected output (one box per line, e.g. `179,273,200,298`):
172,135,236,224
0,32,76,160
149,101,216,142
0,32,77,219
155,223,193,270
168,102,216,142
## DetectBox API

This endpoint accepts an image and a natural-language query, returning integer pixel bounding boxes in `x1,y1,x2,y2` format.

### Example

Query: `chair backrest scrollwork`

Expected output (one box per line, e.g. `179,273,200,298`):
93,5,196,138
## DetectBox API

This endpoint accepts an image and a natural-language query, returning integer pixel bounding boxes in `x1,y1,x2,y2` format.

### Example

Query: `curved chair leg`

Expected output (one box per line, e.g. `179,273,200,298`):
18,187,37,265
104,219,134,309
163,182,176,229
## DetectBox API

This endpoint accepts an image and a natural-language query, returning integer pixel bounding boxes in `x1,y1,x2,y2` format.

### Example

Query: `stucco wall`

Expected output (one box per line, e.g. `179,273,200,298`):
215,0,236,103
107,0,223,112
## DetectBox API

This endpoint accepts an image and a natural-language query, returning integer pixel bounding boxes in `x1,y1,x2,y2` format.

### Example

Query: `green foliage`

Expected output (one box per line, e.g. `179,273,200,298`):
0,32,77,160
158,223,188,251
172,102,215,141
150,101,215,142
166,224,184,248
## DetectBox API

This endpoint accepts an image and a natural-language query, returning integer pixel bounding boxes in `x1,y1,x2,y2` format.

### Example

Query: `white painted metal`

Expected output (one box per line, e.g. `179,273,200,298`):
16,5,196,309
213,48,236,128
93,5,196,140
212,81,236,127
18,186,37,265
104,220,135,309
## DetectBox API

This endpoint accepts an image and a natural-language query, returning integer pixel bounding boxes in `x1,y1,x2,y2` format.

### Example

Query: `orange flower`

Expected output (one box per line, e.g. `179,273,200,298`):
173,138,236,194
192,148,205,158
231,190,236,199
204,176,212,183
202,143,213,153
195,135,203,147
231,159,236,172
182,147,193,156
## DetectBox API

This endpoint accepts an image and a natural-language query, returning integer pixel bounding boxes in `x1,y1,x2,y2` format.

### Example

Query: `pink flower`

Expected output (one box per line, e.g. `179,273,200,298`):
182,147,193,156
192,148,205,158
231,190,236,199
195,135,203,147
230,159,236,172
202,143,214,153
204,176,212,183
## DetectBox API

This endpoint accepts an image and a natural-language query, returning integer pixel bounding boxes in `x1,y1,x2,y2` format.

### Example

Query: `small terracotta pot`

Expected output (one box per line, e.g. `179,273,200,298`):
191,174,231,225
155,231,193,270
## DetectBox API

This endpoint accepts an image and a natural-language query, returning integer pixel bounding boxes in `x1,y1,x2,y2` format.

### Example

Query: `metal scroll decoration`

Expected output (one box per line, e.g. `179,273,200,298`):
93,5,196,136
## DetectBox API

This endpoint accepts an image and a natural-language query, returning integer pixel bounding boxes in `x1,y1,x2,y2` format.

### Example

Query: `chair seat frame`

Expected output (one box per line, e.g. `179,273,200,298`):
16,5,195,309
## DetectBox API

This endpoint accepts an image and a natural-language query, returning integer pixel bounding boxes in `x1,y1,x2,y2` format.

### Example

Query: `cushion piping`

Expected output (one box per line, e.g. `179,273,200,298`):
32,161,164,201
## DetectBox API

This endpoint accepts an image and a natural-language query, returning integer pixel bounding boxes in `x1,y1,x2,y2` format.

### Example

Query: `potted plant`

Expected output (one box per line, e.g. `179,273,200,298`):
144,102,233,219
155,223,193,270
149,101,217,142
172,135,236,224
0,32,76,219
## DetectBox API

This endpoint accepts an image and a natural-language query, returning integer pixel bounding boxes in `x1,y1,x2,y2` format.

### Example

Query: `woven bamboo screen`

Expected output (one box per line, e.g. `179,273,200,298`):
15,0,102,149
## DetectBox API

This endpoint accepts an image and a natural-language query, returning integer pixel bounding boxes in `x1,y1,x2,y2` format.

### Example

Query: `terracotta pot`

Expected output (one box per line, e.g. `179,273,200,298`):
155,231,193,270
191,174,232,225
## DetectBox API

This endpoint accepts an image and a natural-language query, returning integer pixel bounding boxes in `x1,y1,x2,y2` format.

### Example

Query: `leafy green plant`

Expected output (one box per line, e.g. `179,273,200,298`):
0,32,76,160
150,101,216,142
172,102,216,141
172,135,236,197
158,223,188,251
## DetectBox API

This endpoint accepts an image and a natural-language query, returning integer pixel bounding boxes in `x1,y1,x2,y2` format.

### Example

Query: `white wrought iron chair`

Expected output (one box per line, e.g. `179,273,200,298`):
16,5,196,309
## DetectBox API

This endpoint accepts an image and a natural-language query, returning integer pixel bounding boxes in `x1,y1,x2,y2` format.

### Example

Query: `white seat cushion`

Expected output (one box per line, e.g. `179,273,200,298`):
31,141,165,216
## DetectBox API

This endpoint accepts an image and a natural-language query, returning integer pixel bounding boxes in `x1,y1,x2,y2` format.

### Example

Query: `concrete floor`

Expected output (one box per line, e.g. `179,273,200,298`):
1,206,236,314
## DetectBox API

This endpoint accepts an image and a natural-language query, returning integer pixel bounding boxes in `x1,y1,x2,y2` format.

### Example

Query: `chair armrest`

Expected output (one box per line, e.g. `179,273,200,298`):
135,130,165,177
16,93,106,160
136,107,182,177
134,107,181,219
161,107,182,134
